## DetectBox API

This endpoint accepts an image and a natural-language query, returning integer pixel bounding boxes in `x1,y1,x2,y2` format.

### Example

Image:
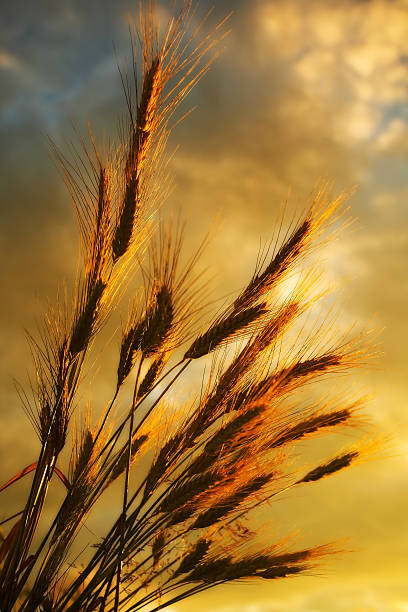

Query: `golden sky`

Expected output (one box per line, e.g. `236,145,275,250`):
0,1,407,610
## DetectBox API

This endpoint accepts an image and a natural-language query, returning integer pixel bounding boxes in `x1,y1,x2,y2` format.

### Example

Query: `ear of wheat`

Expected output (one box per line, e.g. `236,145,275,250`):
0,2,374,611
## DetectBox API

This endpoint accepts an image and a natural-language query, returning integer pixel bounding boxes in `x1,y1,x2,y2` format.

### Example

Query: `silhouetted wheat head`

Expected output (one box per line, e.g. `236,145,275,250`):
0,2,376,611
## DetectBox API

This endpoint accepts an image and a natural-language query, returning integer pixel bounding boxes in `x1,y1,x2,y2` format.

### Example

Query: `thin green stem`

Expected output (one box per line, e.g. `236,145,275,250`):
114,357,143,611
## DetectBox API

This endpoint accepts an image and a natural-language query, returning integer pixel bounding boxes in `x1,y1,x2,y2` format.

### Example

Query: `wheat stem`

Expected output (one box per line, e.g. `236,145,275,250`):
114,358,143,611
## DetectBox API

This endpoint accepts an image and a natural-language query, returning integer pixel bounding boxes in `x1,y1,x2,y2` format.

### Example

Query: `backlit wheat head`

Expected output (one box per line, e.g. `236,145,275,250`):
0,2,376,611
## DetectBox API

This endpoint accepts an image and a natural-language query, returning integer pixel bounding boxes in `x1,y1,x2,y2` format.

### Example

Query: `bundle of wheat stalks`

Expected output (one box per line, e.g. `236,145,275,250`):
0,2,374,611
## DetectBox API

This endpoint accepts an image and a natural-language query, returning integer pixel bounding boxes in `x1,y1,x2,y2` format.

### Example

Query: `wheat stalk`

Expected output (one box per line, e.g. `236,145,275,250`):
0,3,377,612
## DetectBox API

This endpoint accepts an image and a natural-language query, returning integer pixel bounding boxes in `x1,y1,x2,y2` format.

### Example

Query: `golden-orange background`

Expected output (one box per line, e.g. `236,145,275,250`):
0,1,407,610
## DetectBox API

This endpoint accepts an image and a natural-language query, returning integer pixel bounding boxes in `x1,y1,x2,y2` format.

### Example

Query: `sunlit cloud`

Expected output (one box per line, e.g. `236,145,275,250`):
0,49,21,71
0,1,407,610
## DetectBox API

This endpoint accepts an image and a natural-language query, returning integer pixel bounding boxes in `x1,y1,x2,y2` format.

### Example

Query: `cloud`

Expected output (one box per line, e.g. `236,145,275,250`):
1,1,407,610
0,49,21,71
256,0,408,148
